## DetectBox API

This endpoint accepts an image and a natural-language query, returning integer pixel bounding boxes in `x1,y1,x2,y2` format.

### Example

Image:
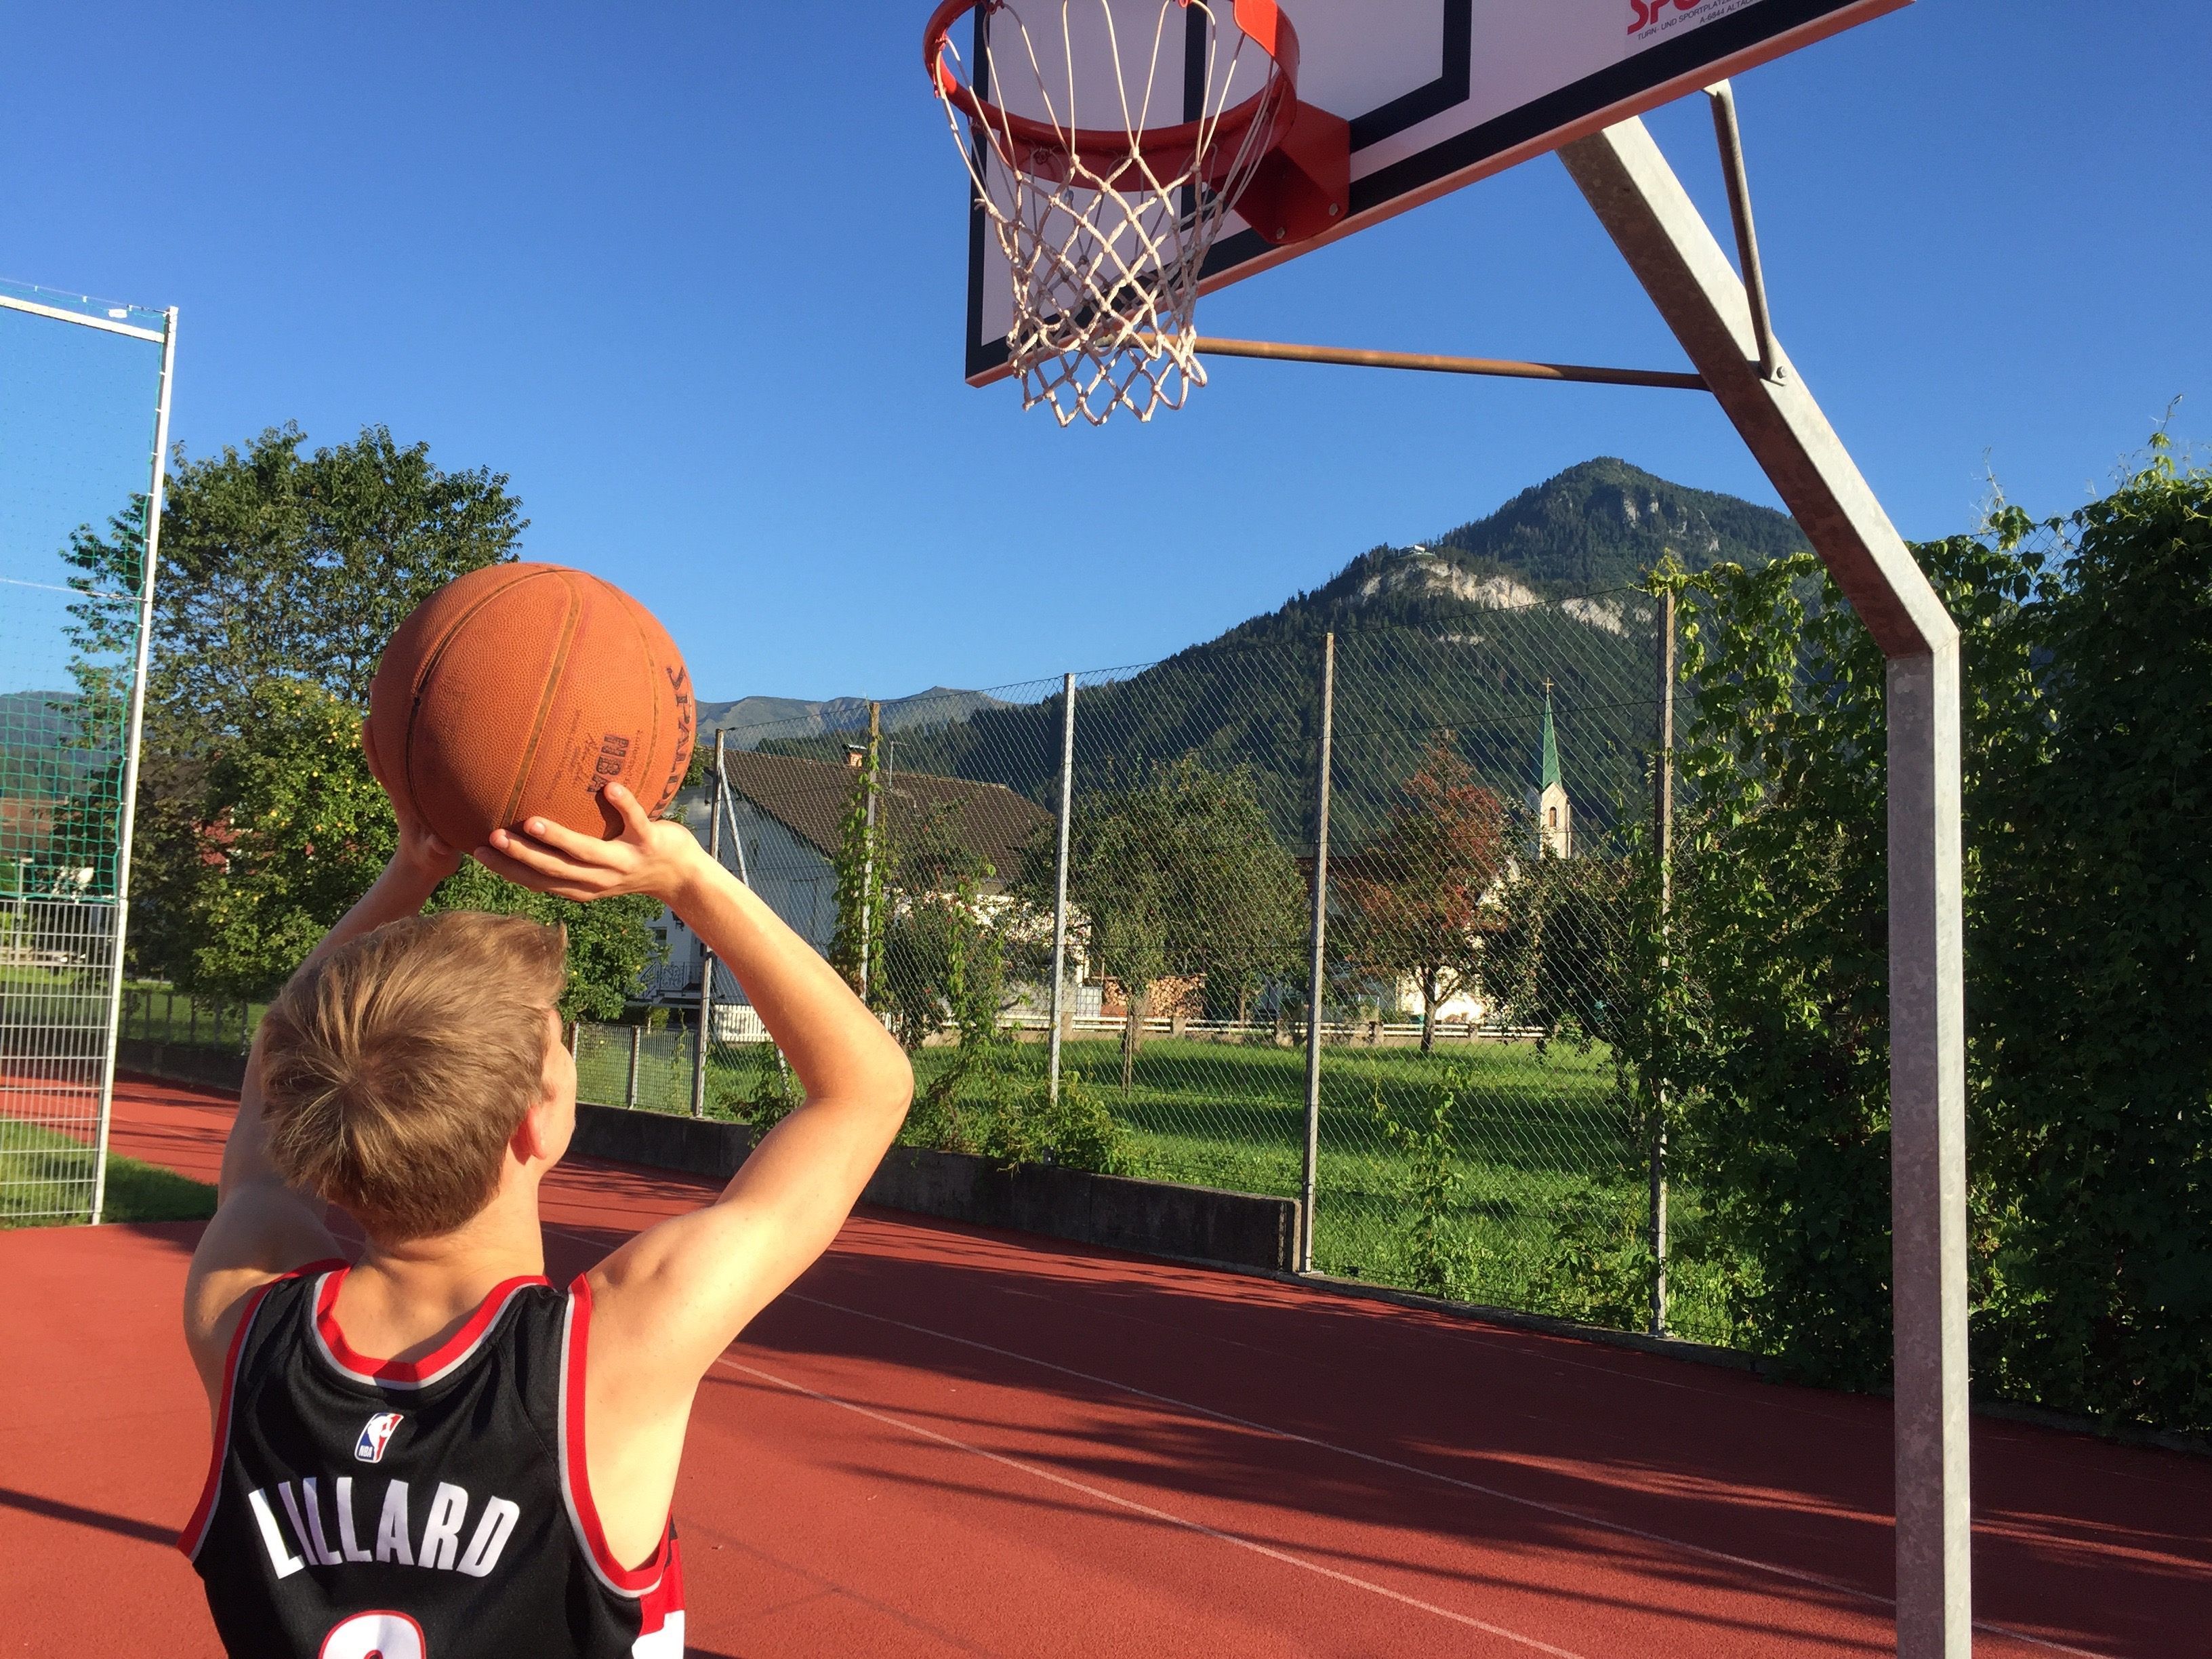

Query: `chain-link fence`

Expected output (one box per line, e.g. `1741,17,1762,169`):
573,588,1722,1338
1,279,172,1225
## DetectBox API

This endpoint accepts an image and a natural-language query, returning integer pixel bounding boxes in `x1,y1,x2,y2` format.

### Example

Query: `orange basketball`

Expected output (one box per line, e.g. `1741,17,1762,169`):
366,563,695,853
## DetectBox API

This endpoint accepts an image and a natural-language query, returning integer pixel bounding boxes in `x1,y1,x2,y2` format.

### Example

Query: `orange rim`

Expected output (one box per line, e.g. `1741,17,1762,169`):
924,0,1300,189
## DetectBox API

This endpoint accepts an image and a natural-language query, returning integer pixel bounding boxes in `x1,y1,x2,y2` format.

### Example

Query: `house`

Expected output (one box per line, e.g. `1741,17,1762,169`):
647,748,1057,1006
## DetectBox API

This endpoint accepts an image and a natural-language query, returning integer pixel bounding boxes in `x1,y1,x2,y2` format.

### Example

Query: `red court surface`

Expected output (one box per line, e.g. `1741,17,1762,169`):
2,1076,2207,1656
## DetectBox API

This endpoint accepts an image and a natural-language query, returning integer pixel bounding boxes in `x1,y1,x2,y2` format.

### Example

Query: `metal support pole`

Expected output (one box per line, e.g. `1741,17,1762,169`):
691,733,723,1121
714,741,751,886
1298,632,1335,1274
1046,674,1076,1107
1189,334,1704,391
626,1023,642,1110
90,305,176,1225
1561,117,1969,1658
1705,82,1781,384
859,701,880,1003
1650,589,1677,1337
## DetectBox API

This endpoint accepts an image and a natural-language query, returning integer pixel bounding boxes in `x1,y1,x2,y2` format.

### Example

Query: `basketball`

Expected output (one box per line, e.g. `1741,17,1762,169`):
365,562,696,852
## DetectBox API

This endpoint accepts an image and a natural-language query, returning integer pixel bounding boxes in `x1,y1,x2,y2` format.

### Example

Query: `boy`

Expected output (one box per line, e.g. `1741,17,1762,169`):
177,778,912,1656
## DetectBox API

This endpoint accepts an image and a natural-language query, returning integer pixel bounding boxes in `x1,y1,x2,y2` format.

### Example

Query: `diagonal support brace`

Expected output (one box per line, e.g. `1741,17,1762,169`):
1559,116,1971,1659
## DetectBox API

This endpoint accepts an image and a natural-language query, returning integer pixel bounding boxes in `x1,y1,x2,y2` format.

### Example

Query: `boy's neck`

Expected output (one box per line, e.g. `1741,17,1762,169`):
338,1185,550,1359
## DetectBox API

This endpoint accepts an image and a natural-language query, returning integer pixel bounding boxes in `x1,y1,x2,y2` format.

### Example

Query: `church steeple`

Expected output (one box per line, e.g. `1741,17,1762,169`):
1528,679,1573,859
1538,679,1562,792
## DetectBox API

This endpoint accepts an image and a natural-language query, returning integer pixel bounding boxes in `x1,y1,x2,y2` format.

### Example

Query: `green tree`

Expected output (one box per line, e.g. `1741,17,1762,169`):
1488,848,1632,1049
68,424,529,749
1031,758,1304,1091
428,861,663,1023
60,425,529,979
1335,736,1509,1052
177,678,658,1017
184,679,399,998
60,426,659,1015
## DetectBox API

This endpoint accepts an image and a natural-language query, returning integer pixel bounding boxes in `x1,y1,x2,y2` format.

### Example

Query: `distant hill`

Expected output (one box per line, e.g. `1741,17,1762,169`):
698,686,1012,750
1431,455,1806,590
731,459,1805,849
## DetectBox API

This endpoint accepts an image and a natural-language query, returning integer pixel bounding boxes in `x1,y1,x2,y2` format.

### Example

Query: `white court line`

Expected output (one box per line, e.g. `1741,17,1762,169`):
543,1225,2108,1659
710,1350,1589,1658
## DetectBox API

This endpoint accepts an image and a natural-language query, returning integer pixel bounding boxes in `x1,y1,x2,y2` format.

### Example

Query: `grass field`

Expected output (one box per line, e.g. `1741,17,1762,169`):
580,1025,1734,1345
2,972,1738,1340
0,1116,217,1228
1,969,266,1053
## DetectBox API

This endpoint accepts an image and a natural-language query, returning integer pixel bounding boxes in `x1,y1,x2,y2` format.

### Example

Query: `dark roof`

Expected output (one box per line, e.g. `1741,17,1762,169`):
705,750,1051,882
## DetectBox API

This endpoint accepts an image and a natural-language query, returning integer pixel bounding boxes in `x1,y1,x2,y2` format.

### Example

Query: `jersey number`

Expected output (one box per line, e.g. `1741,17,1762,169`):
319,1610,427,1659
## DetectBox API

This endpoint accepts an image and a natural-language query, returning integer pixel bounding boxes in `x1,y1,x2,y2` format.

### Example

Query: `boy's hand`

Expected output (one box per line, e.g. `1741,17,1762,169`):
393,794,464,886
365,719,463,886
476,781,707,904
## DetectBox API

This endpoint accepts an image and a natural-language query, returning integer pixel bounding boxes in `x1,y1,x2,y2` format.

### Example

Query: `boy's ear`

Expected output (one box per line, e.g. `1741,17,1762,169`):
514,1096,560,1166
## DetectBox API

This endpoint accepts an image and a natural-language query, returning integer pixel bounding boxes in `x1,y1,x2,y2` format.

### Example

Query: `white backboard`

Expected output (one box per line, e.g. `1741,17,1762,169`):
958,0,1908,382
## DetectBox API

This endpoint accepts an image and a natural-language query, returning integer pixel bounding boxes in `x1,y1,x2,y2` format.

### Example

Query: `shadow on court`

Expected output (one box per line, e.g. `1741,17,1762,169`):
0,1078,2200,1658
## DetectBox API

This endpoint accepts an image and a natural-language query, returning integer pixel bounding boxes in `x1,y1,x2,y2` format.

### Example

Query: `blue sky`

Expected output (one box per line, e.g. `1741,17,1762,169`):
3,2,2205,703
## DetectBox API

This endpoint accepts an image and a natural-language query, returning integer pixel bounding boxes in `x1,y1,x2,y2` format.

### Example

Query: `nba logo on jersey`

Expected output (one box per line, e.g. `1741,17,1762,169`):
353,1412,404,1464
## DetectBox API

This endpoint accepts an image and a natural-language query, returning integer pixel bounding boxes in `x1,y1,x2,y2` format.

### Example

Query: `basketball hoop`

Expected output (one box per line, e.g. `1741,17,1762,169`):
924,0,1347,426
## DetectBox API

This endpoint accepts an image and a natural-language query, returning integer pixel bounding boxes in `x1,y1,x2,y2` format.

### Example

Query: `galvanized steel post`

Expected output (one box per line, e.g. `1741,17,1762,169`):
89,305,176,1226
1046,674,1076,1107
859,702,881,1002
1563,115,1971,1657
1650,588,1676,1336
691,729,723,1120
1298,632,1335,1273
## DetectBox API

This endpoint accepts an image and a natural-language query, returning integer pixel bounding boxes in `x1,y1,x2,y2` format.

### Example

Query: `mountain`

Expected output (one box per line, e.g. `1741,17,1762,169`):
1307,456,1806,616
738,459,1805,848
697,687,1014,751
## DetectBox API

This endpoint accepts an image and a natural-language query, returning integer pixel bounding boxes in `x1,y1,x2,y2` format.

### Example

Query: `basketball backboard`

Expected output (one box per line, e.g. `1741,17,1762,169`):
958,0,1908,383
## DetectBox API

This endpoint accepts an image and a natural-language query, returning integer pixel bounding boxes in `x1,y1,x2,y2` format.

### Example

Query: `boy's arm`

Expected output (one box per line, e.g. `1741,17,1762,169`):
476,783,912,1396
180,802,463,1402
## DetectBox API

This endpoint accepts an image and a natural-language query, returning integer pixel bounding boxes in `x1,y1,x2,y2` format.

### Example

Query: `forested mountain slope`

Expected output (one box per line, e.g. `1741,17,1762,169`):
757,459,1805,847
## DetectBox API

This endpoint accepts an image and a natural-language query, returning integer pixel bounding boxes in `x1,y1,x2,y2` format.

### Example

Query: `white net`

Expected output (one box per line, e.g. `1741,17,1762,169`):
932,1,1289,426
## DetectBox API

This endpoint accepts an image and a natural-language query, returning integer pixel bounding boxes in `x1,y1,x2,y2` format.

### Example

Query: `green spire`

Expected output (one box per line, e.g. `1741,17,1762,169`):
1538,680,1561,791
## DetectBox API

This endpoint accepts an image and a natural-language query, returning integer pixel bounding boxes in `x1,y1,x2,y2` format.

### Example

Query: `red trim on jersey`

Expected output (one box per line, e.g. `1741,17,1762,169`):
638,1536,686,1635
313,1265,548,1386
559,1274,676,1596
176,1259,348,1559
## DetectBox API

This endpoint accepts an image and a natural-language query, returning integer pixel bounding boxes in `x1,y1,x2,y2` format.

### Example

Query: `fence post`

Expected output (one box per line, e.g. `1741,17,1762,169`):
859,701,880,1002
626,1023,642,1109
89,305,178,1227
691,731,724,1121
1047,674,1077,1107
1650,588,1677,1337
188,996,197,1047
1299,631,1336,1274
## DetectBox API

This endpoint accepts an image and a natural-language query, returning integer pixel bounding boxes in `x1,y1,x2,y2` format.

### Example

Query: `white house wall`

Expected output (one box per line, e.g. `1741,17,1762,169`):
657,798,837,995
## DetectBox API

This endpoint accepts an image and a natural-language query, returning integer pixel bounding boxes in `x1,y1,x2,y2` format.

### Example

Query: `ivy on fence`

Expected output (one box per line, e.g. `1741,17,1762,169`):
1629,443,2212,1429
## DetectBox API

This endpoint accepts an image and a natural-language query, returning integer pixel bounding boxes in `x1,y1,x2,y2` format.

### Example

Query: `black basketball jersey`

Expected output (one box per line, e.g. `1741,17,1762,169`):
178,1262,684,1658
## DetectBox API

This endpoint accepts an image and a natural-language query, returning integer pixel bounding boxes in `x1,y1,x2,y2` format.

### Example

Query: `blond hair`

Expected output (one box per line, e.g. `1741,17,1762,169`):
259,910,567,1242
